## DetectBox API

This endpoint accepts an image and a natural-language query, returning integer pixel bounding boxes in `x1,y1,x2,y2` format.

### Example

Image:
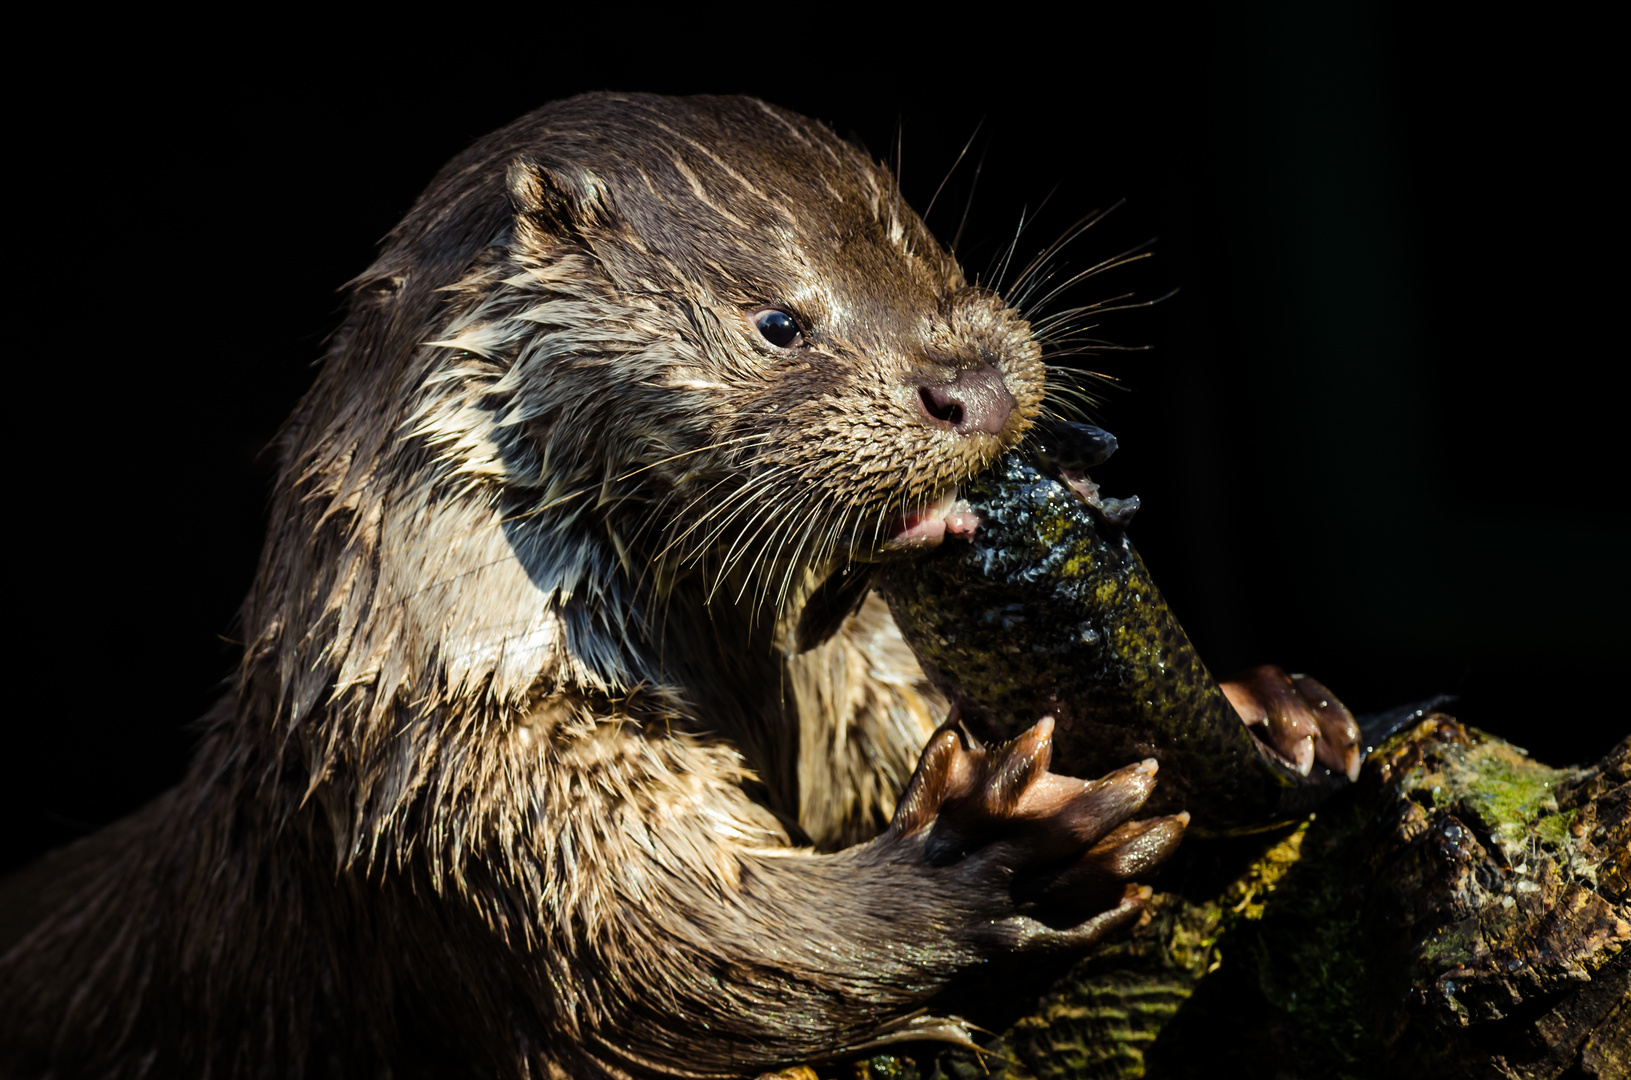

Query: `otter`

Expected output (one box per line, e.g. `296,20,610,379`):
0,93,1198,1078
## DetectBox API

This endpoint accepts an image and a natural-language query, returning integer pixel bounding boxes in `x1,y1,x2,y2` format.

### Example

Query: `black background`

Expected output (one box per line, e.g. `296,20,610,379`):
8,5,1625,874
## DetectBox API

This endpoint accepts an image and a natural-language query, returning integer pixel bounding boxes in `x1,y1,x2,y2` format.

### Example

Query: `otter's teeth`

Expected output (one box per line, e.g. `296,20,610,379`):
943,495,981,540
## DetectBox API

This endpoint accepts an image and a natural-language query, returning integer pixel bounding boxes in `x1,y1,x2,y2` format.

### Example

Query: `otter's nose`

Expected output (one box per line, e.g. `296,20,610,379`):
917,364,1017,436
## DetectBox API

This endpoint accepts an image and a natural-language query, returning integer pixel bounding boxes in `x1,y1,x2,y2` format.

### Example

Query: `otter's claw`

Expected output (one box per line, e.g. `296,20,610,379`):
1220,665,1361,781
889,717,1187,947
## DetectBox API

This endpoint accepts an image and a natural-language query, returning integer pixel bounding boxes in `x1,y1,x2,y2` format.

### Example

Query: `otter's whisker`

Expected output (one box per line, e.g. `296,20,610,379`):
657,464,794,565
950,141,989,256
698,487,804,601
1019,246,1157,323
1008,201,1124,309
766,496,832,614
721,482,815,607
692,467,796,554
1028,297,1135,340
921,118,985,234
605,431,774,485
990,185,1061,296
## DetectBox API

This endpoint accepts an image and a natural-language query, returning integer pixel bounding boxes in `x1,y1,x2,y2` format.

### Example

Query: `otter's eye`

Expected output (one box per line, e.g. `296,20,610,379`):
753,309,802,348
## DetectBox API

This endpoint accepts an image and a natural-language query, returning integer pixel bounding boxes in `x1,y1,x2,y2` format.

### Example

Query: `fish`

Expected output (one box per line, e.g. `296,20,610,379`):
879,421,1367,836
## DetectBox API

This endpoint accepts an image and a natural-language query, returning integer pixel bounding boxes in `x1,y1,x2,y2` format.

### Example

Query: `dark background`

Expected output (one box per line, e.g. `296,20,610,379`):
8,5,1624,874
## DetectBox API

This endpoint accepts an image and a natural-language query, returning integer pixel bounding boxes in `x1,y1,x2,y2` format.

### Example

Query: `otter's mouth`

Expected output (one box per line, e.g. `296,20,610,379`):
877,487,982,553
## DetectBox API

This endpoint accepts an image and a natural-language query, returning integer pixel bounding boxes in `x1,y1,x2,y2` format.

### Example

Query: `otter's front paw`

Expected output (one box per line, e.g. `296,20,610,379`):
889,718,1187,950
1220,665,1361,780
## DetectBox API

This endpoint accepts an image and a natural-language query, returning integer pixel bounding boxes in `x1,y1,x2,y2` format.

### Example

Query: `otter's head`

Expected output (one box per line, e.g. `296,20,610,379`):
404,94,1043,597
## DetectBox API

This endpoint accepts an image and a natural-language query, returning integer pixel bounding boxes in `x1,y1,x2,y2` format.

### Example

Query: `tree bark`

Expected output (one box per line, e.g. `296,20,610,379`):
816,719,1629,1080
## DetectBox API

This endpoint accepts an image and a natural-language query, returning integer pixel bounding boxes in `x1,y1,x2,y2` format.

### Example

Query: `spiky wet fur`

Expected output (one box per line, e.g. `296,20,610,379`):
0,94,1048,1078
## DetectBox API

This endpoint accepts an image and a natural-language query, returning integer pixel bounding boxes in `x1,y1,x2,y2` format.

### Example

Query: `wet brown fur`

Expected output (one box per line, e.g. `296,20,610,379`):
0,94,1174,1079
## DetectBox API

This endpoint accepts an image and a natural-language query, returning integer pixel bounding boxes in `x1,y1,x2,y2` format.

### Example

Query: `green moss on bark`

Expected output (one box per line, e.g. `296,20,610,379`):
829,724,1628,1080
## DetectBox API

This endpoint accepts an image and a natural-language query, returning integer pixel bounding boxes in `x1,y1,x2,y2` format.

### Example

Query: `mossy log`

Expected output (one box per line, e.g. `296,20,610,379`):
795,720,1629,1080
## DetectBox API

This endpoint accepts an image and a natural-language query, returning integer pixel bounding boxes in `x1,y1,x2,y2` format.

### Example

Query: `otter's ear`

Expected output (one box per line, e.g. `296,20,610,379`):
505,155,614,239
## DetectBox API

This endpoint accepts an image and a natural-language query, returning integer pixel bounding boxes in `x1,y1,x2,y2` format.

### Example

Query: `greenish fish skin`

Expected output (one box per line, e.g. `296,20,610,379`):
882,454,1346,836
